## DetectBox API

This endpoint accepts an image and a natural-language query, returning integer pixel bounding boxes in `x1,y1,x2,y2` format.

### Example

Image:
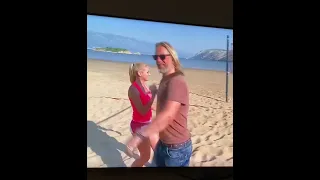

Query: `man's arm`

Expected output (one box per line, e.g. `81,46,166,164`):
141,100,181,137
140,77,188,137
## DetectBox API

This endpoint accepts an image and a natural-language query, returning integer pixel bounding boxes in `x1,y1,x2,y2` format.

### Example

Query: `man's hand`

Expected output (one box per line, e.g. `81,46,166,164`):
138,100,181,138
149,83,158,95
125,135,143,157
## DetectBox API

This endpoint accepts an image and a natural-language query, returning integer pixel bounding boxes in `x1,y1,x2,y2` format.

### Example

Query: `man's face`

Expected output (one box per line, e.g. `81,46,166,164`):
154,46,173,74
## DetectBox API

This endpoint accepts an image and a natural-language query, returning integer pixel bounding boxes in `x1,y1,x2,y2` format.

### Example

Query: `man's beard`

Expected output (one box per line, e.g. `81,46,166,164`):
158,67,168,74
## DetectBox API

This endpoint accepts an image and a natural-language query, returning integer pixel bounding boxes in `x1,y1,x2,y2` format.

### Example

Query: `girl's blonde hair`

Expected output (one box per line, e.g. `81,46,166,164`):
156,41,183,74
128,63,147,83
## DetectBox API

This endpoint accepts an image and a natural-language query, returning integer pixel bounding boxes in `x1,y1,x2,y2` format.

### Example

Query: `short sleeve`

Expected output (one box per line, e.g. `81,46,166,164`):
167,76,189,105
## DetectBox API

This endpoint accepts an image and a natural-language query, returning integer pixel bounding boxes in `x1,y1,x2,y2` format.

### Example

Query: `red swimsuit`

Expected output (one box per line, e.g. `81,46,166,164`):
129,81,153,133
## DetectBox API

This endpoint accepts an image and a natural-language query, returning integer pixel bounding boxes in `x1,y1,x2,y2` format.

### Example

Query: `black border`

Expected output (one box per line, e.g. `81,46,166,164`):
87,0,233,29
87,13,232,31
7,0,88,177
88,168,233,180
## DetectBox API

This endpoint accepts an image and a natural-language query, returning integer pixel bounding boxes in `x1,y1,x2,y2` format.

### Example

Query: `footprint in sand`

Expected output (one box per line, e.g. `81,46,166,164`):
87,155,103,167
224,159,233,166
191,162,202,166
191,137,201,144
217,125,231,135
191,126,213,136
213,111,224,120
215,138,233,147
227,126,233,135
192,151,216,163
194,145,223,156
221,146,233,161
192,145,223,164
204,134,212,141
208,133,225,141
201,160,219,167
190,122,198,128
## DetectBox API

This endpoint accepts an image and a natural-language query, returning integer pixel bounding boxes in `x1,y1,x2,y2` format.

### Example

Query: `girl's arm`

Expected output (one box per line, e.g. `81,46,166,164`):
128,86,155,115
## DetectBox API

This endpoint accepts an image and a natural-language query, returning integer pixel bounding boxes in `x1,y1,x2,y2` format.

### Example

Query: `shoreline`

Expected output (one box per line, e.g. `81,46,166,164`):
87,58,233,74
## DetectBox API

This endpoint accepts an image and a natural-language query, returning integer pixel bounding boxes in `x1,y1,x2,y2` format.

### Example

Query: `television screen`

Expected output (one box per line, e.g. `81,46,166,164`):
87,14,233,167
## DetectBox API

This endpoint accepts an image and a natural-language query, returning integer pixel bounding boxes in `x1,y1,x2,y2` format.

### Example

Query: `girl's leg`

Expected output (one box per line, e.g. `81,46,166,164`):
131,137,151,167
140,123,159,152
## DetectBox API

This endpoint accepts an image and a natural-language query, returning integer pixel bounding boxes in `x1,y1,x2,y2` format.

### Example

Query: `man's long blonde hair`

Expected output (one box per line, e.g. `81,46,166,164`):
156,42,184,74
128,62,147,83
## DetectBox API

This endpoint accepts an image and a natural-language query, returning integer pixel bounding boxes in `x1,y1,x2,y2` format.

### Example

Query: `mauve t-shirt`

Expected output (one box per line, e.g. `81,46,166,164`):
156,72,191,144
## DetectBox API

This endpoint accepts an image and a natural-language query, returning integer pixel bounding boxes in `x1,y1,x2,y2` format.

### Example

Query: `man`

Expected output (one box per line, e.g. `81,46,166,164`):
126,42,192,167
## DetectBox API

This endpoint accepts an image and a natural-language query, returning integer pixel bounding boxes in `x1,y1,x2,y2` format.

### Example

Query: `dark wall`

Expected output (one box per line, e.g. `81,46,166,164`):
87,0,233,29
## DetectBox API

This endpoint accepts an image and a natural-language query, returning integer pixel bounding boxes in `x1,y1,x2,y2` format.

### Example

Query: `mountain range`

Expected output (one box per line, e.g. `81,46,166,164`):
87,30,193,58
87,30,233,61
188,49,233,61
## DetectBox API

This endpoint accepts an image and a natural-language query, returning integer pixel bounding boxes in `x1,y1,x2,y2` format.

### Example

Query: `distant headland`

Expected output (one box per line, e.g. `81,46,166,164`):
89,47,141,55
188,49,233,61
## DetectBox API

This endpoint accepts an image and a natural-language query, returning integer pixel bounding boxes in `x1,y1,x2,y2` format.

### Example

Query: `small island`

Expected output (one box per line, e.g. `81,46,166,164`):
92,47,141,55
94,47,128,52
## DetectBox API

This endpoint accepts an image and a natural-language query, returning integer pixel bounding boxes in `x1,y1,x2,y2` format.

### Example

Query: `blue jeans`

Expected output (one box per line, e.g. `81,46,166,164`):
153,139,192,167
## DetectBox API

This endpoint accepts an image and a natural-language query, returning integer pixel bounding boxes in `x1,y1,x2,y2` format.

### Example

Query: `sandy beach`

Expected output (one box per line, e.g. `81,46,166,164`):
87,59,233,167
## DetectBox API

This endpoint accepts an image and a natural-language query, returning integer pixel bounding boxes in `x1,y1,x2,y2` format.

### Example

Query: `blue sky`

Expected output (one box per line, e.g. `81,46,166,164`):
87,15,233,55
